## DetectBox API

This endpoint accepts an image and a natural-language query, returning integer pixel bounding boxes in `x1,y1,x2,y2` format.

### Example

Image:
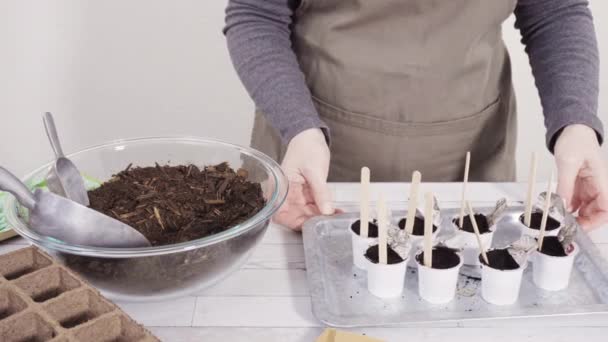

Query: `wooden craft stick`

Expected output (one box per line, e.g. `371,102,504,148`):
524,152,538,227
405,171,421,234
538,171,554,251
360,167,370,238
459,152,471,228
466,201,489,265
423,192,434,267
378,194,388,265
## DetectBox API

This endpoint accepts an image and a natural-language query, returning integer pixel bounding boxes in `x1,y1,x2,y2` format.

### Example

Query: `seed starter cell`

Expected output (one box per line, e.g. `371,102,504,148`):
0,246,159,342
0,246,53,280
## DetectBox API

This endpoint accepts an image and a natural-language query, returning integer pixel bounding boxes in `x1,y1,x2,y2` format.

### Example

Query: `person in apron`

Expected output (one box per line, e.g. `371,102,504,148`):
225,0,607,231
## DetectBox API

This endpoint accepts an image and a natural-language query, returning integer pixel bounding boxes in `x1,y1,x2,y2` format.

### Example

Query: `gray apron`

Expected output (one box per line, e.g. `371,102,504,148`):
251,0,518,182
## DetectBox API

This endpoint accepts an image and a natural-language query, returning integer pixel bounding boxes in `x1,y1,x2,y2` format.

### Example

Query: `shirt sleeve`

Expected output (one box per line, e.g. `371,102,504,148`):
514,0,604,152
224,0,329,145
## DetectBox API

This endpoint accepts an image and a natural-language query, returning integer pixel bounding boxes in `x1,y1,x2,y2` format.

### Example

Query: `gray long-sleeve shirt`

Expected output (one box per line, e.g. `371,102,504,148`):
224,0,604,151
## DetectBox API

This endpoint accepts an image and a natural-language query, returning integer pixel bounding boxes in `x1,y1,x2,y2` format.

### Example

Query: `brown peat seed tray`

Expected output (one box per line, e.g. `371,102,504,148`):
0,246,159,342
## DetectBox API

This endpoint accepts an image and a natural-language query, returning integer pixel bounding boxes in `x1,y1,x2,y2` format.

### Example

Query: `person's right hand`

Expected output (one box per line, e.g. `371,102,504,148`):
555,124,608,230
274,128,335,230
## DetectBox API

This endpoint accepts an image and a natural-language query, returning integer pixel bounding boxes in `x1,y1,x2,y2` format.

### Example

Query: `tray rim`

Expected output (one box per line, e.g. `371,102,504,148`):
302,203,608,327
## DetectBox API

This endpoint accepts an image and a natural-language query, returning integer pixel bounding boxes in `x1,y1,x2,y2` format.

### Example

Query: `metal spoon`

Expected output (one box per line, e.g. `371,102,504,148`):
43,112,90,206
0,166,151,248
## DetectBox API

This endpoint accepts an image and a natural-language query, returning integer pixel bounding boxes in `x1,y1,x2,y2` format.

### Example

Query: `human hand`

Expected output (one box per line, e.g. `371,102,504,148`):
273,128,335,230
555,124,608,230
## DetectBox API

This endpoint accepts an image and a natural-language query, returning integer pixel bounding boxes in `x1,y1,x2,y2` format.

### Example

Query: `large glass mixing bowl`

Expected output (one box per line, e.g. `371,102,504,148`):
3,137,287,302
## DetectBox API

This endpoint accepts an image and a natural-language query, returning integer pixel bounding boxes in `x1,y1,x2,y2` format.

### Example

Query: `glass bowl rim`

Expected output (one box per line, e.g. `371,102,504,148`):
3,136,288,258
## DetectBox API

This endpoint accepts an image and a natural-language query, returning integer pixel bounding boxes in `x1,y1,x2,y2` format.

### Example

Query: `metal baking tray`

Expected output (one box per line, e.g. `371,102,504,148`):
302,202,608,327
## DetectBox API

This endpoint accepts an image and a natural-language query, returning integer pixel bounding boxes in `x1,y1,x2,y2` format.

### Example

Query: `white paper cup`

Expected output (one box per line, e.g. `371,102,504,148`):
462,231,494,266
447,219,494,266
365,254,408,298
416,250,463,304
517,213,561,238
350,227,377,270
481,259,526,305
406,228,441,268
532,242,578,291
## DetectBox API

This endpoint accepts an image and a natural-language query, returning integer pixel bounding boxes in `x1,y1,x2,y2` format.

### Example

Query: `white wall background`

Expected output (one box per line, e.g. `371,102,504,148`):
0,0,607,180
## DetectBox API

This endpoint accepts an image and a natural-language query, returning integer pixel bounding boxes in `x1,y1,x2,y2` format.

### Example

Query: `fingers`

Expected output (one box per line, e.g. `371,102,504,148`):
285,183,310,206
570,176,585,212
272,179,322,230
576,156,608,230
577,193,608,230
302,185,316,204
589,156,608,193
273,167,339,230
556,156,582,212
577,210,608,231
302,168,334,215
570,195,583,213
273,203,321,231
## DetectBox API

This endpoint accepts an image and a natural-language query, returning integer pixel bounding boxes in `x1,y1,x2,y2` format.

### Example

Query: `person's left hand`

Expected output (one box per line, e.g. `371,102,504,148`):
555,124,608,231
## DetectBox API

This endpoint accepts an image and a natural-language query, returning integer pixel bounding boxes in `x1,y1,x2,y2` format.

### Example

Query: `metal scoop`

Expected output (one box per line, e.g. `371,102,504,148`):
43,112,90,206
0,167,151,248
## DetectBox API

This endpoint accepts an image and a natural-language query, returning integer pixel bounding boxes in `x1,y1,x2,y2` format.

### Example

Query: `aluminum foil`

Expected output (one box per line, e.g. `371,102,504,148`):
369,207,412,260
387,224,412,260
508,235,538,266
558,220,579,255
439,198,507,248
532,191,566,223
507,216,579,264
487,198,508,227
414,195,442,227
530,191,578,255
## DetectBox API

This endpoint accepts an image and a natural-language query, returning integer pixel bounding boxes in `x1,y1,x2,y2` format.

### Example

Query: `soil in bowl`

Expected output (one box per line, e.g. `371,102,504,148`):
454,214,491,234
365,244,404,264
481,249,519,270
519,212,560,231
87,162,265,246
351,220,379,238
538,236,567,257
416,246,460,269
398,217,438,236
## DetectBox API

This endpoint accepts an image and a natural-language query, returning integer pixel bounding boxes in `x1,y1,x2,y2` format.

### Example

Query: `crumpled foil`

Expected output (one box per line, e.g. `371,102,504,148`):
507,235,538,266
558,219,579,254
487,198,508,227
507,217,579,264
532,191,566,224
530,191,578,255
369,206,413,260
386,224,412,260
414,195,442,227
439,198,507,248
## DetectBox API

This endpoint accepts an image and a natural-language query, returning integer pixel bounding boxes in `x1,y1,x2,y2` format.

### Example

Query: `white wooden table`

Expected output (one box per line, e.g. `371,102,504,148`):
2,183,608,342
